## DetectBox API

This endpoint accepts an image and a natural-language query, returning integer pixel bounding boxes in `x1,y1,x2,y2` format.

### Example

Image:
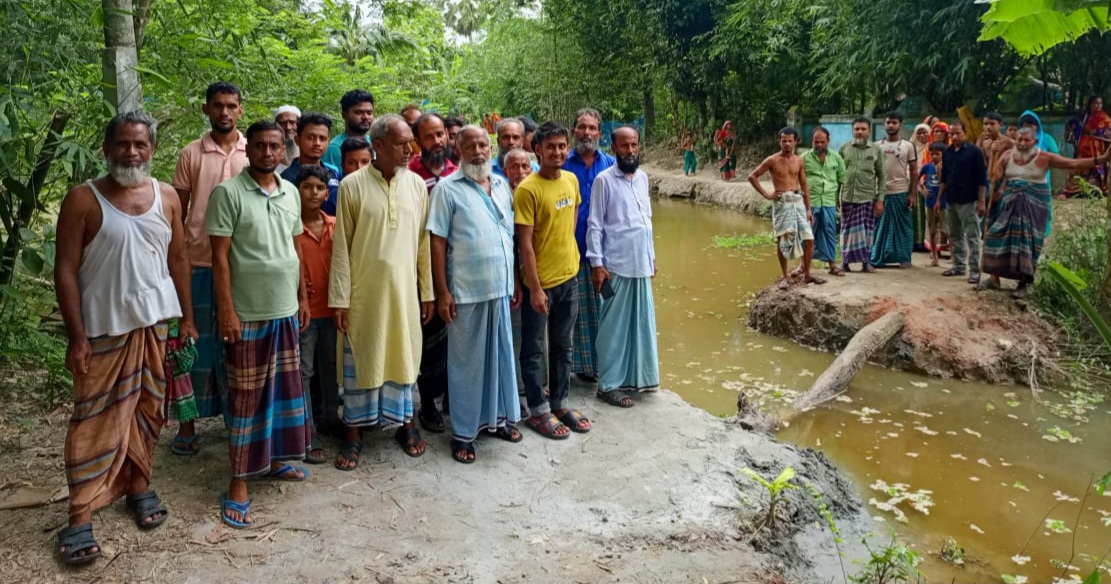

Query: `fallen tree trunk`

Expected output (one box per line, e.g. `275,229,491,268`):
793,311,905,412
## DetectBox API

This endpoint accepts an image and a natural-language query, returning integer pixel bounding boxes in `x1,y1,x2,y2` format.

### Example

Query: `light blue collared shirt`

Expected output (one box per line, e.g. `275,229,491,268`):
426,171,516,304
586,165,654,278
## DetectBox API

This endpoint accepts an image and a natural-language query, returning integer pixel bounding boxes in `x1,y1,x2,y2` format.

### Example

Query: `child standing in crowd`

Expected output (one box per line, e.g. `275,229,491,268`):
294,166,339,465
340,138,372,177
681,132,697,176
920,142,947,267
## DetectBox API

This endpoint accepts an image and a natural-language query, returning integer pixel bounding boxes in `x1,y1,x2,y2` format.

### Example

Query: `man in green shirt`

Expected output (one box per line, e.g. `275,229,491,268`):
803,127,846,276
206,120,311,529
322,89,374,171
838,117,885,273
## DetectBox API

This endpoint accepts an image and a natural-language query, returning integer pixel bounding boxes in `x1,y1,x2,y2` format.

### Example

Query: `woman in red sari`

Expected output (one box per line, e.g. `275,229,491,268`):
714,121,736,180
1064,95,1111,196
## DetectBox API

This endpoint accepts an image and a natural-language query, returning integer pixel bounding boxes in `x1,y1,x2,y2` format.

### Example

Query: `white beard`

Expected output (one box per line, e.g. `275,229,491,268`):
108,160,151,187
462,159,492,182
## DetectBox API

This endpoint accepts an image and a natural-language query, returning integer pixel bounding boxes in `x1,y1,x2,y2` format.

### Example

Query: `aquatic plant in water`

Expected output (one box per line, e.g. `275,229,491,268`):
868,480,934,524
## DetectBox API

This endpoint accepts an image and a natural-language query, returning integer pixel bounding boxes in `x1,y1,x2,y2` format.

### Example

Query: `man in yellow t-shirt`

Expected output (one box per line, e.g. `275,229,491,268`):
514,121,592,439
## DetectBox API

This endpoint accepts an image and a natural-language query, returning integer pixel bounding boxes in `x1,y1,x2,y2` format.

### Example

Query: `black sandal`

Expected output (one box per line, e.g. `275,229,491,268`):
305,435,326,464
394,426,427,457
491,425,523,443
555,409,592,433
335,441,361,471
450,439,475,464
418,407,446,433
57,523,102,565
597,389,635,408
125,490,168,530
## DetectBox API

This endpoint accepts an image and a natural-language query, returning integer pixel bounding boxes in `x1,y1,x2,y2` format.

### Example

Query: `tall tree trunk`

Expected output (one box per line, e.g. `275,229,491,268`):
134,0,154,53
0,112,70,286
102,0,143,113
643,85,655,141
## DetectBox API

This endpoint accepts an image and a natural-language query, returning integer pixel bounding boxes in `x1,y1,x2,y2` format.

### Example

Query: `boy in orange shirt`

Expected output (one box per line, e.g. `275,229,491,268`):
294,165,338,465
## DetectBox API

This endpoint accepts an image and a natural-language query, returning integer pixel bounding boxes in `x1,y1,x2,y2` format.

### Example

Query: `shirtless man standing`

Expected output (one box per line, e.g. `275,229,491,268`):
748,127,819,289
977,111,1015,224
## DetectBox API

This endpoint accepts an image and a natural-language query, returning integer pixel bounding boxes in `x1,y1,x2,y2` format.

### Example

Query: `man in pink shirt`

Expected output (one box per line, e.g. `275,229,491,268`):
169,81,247,455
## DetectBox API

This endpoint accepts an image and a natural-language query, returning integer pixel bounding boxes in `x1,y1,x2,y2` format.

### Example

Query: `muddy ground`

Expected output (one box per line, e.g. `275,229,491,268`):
0,382,874,584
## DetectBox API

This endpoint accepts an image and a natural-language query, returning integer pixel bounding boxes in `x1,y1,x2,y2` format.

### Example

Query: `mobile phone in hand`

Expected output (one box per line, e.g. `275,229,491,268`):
600,278,615,300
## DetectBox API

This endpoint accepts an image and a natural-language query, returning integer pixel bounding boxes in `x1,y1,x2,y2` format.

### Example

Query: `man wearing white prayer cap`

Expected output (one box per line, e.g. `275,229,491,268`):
275,105,301,170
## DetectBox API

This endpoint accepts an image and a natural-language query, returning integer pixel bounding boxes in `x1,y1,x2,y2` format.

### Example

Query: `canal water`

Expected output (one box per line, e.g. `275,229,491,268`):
651,197,1111,584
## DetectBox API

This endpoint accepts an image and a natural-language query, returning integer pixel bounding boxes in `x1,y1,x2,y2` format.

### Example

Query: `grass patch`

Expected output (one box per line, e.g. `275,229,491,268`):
713,232,776,250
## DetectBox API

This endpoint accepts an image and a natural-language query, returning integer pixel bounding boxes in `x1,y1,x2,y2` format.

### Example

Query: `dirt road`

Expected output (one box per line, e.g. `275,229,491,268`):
0,384,871,584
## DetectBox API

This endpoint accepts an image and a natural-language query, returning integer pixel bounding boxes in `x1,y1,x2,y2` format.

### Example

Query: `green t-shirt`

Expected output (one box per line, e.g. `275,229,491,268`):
206,167,304,322
513,171,581,290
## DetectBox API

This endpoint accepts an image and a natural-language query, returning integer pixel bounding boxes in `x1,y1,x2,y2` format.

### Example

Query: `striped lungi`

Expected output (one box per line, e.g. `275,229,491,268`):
65,323,168,520
342,336,416,427
982,179,1051,282
224,316,309,478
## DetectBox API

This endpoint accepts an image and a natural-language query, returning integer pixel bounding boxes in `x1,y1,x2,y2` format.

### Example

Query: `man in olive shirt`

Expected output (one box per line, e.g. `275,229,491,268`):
838,118,885,273
803,127,846,276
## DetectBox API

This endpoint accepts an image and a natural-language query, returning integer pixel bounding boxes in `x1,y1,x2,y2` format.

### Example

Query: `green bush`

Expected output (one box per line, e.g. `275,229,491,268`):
1033,200,1109,353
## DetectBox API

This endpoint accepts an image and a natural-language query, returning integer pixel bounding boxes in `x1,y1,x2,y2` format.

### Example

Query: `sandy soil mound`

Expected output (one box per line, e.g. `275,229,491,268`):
746,257,1060,385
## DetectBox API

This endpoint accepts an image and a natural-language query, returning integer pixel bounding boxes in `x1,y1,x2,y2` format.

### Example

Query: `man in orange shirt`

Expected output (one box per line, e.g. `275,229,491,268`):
169,81,247,455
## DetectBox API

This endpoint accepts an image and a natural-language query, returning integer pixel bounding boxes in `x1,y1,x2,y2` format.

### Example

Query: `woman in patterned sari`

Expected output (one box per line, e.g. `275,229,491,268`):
1063,95,1111,196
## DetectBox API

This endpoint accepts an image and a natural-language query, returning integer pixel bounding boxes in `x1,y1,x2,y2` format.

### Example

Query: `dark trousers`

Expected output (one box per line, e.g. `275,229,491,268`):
418,313,449,410
519,277,578,417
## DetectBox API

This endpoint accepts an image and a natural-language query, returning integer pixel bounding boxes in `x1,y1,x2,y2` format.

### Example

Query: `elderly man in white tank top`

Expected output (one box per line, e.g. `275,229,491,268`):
52,111,196,566
981,127,1111,299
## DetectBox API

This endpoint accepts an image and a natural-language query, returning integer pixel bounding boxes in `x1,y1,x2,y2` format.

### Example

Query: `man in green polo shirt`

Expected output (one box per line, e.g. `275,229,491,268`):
803,126,846,276
206,120,311,529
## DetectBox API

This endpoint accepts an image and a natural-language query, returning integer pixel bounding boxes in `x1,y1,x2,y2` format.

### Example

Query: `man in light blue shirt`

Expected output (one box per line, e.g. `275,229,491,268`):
427,125,522,464
587,125,659,407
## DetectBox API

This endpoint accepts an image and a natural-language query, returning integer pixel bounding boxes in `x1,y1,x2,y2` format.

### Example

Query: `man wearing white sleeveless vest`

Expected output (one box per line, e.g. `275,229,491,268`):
53,112,196,565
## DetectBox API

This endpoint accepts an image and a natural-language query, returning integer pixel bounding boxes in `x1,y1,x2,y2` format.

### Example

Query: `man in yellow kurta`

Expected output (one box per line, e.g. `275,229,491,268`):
330,114,434,466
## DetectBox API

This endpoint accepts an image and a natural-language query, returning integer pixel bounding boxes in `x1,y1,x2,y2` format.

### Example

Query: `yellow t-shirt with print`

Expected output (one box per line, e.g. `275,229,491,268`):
513,171,581,289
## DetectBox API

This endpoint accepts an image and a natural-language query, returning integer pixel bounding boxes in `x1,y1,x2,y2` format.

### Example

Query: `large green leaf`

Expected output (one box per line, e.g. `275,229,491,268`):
1044,261,1111,352
979,0,1111,56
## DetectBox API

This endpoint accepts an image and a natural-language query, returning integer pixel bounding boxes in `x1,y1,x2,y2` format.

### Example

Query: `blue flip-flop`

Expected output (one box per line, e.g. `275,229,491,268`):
261,463,309,482
220,494,252,529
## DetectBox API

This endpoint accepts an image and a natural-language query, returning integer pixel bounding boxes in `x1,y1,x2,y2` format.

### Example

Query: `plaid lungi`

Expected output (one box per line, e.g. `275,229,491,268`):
224,316,309,478
572,262,600,377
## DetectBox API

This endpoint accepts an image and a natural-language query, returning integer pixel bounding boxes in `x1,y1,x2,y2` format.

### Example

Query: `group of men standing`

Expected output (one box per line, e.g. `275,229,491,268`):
53,82,661,563
747,110,1110,299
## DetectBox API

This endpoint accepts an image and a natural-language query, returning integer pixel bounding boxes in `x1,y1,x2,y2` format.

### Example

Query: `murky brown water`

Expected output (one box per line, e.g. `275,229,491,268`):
652,197,1111,584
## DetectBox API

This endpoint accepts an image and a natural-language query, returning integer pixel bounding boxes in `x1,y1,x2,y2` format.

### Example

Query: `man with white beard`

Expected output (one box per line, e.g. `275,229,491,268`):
274,105,300,171
562,108,614,383
53,111,196,564
427,126,523,463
